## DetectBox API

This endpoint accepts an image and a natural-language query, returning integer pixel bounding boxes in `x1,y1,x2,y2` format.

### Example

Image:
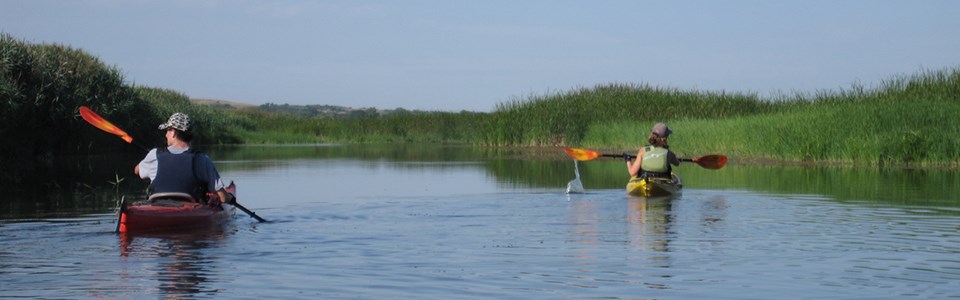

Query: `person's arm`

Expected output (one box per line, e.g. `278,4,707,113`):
135,149,158,180
197,154,229,203
668,151,681,166
626,148,645,177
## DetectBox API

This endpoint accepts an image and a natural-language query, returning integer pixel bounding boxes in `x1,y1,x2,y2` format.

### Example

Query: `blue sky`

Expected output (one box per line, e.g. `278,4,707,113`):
2,0,958,111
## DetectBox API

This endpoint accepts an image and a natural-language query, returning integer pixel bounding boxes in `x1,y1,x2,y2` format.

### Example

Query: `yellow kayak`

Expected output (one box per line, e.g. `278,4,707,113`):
626,174,682,197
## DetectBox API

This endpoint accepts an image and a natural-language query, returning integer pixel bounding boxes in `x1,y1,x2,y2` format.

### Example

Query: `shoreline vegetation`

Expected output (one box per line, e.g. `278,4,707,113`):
3,34,959,183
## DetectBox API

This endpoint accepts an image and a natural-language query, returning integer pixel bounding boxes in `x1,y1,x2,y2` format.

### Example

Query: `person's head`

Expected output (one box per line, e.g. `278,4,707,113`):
647,122,671,148
158,112,193,144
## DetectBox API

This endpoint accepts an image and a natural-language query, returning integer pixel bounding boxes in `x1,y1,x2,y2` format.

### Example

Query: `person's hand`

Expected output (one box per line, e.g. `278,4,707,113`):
216,191,234,204
623,152,632,162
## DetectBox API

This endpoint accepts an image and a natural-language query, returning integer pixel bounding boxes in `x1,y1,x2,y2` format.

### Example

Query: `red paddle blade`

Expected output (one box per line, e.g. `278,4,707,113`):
693,155,728,169
563,147,602,161
79,106,134,143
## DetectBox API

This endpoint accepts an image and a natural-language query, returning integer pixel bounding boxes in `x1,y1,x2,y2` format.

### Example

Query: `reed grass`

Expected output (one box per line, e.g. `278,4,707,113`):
486,83,776,146
581,68,960,167
4,33,958,174
183,67,960,167
226,108,489,144
134,86,253,145
1,34,147,172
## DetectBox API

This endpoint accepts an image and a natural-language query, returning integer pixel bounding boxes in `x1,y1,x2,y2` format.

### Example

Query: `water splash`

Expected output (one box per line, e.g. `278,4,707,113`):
566,160,585,194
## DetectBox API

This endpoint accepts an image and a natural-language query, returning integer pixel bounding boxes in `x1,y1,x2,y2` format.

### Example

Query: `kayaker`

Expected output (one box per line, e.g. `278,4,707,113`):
626,122,680,179
134,112,231,204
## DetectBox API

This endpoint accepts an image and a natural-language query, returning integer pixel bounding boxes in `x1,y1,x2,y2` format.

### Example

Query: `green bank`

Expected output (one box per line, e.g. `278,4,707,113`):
580,71,960,167
3,34,958,181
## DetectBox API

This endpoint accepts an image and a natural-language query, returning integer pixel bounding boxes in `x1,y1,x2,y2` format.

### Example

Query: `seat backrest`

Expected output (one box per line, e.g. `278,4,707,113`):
148,192,197,203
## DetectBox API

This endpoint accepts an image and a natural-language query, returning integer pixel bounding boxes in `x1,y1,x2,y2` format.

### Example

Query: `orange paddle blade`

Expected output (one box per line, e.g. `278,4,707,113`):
692,154,728,169
79,106,134,143
563,147,602,161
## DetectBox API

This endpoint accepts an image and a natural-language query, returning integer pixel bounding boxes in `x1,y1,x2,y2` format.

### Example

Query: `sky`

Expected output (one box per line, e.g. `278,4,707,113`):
1,0,958,112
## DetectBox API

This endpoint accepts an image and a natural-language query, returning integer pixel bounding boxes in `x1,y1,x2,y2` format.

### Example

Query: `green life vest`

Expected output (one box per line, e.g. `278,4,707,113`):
640,146,670,173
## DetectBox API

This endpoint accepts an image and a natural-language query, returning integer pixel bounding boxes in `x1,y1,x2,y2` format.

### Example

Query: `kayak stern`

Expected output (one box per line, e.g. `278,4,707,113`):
626,174,682,197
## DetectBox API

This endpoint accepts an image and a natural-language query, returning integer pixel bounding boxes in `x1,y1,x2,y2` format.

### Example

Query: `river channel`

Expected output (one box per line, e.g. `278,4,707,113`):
2,144,958,299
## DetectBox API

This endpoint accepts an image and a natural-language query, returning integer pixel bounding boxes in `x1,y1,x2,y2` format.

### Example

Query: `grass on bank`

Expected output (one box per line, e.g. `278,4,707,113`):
581,69,960,167
3,33,959,170
190,67,960,167
226,109,489,144
485,83,777,146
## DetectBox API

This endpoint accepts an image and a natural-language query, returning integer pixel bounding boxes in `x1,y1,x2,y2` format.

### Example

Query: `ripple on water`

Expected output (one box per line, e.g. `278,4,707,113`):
4,186,960,298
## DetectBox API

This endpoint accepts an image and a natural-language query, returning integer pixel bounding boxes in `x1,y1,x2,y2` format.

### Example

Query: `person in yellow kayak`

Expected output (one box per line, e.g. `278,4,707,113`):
134,112,230,204
626,122,680,179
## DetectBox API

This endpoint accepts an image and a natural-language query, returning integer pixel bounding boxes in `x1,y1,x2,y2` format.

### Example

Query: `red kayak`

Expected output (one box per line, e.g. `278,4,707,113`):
118,182,237,233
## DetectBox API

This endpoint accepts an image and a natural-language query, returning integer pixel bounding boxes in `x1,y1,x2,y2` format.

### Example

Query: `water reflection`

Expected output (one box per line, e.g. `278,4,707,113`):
119,228,231,298
567,198,600,260
8,144,960,221
5,144,960,299
210,144,960,210
627,196,674,254
0,153,143,219
562,194,681,291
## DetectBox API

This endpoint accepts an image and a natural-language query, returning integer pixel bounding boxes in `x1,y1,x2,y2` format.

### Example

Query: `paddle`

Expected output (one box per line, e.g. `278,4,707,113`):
115,196,127,233
563,147,728,170
79,106,268,223
229,198,266,223
79,106,150,151
219,181,266,223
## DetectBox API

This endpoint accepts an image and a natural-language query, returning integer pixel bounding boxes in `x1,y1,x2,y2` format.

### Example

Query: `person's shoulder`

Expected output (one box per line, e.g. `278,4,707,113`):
195,152,216,163
139,148,159,163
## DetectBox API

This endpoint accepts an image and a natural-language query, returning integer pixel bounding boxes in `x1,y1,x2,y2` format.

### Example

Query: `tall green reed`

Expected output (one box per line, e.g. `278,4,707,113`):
582,68,960,166
134,87,253,146
0,35,147,161
486,83,775,146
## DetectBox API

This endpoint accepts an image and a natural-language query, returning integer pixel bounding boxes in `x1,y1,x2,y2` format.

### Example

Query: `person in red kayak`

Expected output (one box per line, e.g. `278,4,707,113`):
134,112,230,204
626,122,680,178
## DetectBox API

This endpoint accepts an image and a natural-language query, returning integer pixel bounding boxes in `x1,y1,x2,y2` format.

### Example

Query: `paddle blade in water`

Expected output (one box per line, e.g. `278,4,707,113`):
693,155,728,169
79,106,134,143
563,147,601,161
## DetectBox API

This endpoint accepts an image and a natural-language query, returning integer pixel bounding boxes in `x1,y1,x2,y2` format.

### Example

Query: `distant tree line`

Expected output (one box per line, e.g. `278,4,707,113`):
255,103,436,119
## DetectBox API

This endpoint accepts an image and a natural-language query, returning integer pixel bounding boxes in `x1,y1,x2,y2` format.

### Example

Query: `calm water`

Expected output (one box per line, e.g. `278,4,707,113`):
2,144,959,299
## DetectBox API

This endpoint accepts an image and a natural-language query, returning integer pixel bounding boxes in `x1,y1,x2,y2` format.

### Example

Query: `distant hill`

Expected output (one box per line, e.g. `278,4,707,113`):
256,103,393,119
190,98,258,109
190,98,429,119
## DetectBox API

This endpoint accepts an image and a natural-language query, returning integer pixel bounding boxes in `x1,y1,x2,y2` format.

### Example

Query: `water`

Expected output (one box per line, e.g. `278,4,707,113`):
2,144,959,299
566,160,585,194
